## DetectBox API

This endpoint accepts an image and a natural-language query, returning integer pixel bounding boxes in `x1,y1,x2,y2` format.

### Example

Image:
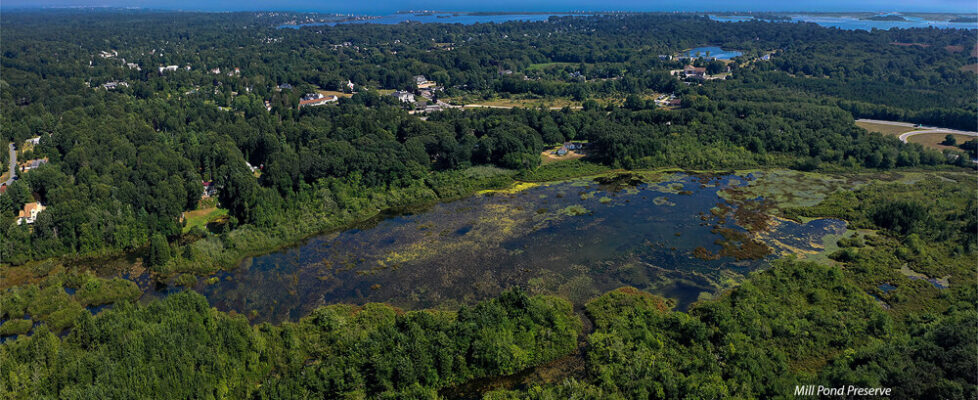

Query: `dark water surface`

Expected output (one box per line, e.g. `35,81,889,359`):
151,173,844,323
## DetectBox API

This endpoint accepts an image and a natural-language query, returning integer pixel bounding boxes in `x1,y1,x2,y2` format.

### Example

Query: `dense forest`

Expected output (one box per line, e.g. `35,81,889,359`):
0,9,975,399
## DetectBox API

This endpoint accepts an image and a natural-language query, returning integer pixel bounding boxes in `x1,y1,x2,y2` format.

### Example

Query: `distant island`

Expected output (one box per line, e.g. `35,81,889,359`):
948,15,978,23
861,14,906,21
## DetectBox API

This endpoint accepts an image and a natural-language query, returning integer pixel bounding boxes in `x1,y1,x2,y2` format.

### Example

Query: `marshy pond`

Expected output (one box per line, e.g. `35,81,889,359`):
151,171,846,323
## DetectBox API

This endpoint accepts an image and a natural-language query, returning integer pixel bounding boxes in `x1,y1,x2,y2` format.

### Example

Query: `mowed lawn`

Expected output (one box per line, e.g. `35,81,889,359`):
463,97,583,109
182,207,228,233
317,90,353,98
855,121,919,137
907,132,975,152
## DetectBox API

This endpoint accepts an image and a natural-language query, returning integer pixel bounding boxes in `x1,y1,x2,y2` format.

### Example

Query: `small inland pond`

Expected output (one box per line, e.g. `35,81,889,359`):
153,171,846,323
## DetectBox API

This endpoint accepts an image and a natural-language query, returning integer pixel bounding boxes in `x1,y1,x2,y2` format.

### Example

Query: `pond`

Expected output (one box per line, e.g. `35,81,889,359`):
683,46,743,60
150,172,845,323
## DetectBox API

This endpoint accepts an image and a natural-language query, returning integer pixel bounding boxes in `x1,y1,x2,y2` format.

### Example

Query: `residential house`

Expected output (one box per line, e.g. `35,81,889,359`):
415,75,436,89
201,181,217,198
16,202,45,225
264,100,272,112
346,80,355,91
210,67,222,74
278,83,293,90
101,81,130,90
298,93,339,108
683,65,707,79
158,65,179,74
25,136,41,146
126,63,141,71
19,158,48,173
392,90,416,104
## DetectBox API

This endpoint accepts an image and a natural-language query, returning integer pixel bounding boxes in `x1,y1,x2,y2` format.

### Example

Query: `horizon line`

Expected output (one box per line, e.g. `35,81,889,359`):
2,6,976,14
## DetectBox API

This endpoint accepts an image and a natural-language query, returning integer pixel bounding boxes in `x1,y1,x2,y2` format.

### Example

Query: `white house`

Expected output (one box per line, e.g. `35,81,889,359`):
16,202,45,225
392,90,415,103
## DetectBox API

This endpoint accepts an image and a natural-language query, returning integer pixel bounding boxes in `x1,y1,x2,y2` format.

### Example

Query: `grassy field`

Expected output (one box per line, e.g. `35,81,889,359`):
959,63,978,74
464,98,583,109
317,90,353,98
515,159,611,182
854,121,920,136
448,93,658,110
182,207,228,233
906,132,975,151
541,149,584,164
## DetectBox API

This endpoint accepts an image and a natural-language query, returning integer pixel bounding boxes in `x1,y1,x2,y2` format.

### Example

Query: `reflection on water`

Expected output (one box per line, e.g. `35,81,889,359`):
151,173,845,323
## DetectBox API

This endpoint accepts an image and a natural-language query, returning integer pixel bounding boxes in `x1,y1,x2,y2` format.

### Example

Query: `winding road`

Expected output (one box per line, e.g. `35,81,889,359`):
2,143,15,189
856,119,978,143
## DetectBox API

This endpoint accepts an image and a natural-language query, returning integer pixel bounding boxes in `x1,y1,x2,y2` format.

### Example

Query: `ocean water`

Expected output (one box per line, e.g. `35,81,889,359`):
710,14,978,30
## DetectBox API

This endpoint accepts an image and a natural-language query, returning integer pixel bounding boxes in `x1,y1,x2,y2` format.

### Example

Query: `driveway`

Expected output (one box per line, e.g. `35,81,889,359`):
2,143,15,189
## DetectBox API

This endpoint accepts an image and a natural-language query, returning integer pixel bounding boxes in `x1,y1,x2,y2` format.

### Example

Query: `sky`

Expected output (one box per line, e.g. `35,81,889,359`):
2,0,975,14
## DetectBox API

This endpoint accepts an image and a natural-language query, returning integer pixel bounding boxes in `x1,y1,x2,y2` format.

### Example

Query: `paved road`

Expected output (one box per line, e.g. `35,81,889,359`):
856,119,918,128
856,119,978,143
2,143,15,189
898,129,978,144
461,104,582,111
409,100,583,114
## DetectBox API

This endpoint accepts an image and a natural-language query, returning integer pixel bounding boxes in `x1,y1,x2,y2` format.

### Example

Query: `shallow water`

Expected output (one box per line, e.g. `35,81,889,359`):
156,173,844,323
